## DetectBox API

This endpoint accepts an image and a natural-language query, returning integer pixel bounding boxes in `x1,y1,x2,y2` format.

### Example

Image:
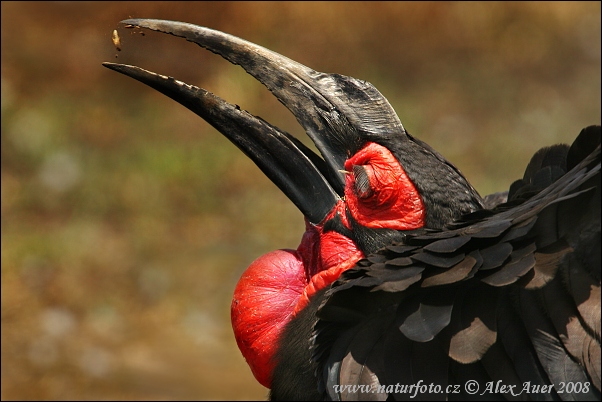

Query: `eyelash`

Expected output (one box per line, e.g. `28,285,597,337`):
352,165,373,199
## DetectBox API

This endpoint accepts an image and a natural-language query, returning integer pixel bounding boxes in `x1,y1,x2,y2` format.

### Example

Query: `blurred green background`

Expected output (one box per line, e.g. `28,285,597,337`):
1,2,600,400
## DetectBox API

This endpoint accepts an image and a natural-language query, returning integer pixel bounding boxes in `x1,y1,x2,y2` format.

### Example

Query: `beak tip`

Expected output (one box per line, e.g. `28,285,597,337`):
119,18,147,26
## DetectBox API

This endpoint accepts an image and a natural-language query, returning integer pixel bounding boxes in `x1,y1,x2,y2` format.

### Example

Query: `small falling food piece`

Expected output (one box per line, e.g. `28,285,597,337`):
112,29,121,51
124,24,145,36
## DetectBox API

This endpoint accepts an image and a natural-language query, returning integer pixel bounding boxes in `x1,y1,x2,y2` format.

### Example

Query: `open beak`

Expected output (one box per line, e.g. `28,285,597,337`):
103,19,404,224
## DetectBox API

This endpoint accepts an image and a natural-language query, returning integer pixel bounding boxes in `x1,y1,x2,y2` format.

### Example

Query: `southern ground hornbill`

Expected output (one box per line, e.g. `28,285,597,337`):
104,20,601,400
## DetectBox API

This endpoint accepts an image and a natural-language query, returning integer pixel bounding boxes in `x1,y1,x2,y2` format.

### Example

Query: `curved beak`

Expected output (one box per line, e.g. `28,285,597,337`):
103,19,405,224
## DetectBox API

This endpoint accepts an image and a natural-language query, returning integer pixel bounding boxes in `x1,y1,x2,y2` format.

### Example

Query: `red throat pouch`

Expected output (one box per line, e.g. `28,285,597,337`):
230,213,363,388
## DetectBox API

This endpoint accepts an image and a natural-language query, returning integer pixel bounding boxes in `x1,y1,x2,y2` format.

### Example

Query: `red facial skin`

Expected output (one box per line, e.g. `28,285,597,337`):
344,142,425,230
230,142,425,388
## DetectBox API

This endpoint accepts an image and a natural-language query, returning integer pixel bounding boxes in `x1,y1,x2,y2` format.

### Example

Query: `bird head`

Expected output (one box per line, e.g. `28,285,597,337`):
103,19,484,388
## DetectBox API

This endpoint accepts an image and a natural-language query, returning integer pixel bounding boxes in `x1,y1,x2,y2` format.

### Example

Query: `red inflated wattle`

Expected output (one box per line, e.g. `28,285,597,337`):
231,249,306,388
293,230,364,314
231,216,364,388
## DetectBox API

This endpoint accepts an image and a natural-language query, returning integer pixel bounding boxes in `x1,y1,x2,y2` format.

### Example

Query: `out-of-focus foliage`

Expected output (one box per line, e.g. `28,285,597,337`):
1,2,600,400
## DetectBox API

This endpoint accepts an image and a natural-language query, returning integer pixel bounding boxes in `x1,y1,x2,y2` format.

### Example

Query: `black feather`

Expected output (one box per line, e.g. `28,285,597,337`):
423,236,472,253
396,291,455,342
446,284,498,364
421,256,477,287
479,242,513,270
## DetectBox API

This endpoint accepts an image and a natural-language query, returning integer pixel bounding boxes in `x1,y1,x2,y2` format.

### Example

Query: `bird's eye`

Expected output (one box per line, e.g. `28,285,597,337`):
352,165,373,199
